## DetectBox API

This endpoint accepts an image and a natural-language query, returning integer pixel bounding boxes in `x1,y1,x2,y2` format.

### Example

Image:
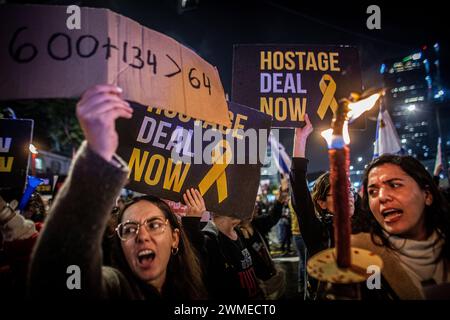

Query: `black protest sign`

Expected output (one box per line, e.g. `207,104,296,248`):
116,102,272,218
232,45,363,128
0,119,34,193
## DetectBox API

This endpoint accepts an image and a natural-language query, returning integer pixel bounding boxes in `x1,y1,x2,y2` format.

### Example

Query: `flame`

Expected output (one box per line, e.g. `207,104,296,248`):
29,144,38,154
320,92,382,147
348,93,381,123
321,121,350,148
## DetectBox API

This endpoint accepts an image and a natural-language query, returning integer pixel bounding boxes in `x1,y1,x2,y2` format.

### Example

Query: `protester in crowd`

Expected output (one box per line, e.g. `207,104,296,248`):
289,115,355,254
291,113,450,299
101,203,120,267
289,114,358,299
29,84,207,299
353,154,450,299
23,192,47,224
278,203,292,256
254,194,275,250
290,201,307,298
182,188,264,299
117,196,127,212
0,196,39,297
238,187,288,299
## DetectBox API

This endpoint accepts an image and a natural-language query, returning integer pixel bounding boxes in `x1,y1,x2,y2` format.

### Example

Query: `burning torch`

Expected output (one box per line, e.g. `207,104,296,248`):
307,91,384,297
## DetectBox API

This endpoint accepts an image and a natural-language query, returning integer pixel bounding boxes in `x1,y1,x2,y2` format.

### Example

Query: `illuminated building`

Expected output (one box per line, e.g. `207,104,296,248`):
381,44,445,170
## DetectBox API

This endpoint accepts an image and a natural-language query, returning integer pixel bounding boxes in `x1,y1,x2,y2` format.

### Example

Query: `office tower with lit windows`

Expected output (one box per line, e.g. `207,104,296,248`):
380,44,444,169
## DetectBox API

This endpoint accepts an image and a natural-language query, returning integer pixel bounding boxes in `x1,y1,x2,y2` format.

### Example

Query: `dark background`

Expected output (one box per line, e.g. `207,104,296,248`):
2,0,448,173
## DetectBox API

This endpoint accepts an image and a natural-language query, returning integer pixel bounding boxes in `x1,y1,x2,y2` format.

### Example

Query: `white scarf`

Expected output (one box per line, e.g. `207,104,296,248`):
388,231,447,296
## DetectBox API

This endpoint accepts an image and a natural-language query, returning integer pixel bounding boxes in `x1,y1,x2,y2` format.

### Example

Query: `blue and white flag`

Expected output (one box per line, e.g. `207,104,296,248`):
373,107,402,158
18,175,44,211
434,137,442,174
269,133,291,176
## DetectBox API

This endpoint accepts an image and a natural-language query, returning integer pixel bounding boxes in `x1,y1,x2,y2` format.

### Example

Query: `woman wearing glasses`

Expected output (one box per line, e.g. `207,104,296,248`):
29,85,207,299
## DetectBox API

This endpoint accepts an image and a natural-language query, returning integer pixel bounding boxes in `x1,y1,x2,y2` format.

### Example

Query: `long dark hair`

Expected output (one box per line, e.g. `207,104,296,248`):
112,195,207,299
361,154,450,259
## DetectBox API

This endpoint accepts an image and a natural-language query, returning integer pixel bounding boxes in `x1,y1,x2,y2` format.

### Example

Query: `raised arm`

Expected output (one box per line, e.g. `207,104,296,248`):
181,188,208,250
253,187,287,234
289,114,324,256
29,85,133,298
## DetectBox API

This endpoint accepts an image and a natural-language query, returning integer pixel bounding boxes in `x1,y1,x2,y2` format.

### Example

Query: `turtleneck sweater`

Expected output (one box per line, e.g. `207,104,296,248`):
388,231,447,298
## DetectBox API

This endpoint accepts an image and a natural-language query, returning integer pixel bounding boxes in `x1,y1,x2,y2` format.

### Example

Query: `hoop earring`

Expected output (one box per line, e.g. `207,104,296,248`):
171,247,179,255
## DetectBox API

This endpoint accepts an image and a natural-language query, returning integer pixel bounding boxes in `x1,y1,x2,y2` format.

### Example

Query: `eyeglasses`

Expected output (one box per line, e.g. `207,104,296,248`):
115,218,168,241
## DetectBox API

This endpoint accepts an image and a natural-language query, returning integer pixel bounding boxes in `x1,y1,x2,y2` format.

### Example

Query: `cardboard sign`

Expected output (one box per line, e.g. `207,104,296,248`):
232,45,363,128
116,102,272,219
0,4,231,127
0,119,34,195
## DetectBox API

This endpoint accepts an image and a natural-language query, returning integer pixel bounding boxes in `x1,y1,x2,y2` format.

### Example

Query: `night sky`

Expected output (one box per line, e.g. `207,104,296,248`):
4,0,449,173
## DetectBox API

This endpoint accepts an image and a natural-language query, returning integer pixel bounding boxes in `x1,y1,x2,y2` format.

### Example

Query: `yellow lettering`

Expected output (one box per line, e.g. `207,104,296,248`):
275,98,287,121
163,159,190,192
296,52,306,70
0,156,13,172
260,51,271,70
317,52,329,71
127,148,148,182
147,106,193,123
232,114,248,139
306,52,318,71
289,98,307,121
260,97,306,122
258,51,341,72
273,51,284,70
147,107,163,115
260,97,274,116
179,113,191,123
202,120,218,130
163,110,177,119
330,52,340,71
144,154,165,186
284,51,296,71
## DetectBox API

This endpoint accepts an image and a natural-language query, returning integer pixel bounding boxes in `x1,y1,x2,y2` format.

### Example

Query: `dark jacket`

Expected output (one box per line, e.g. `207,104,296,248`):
252,201,283,248
182,217,264,300
289,158,332,257
28,142,160,299
289,158,369,256
240,201,283,280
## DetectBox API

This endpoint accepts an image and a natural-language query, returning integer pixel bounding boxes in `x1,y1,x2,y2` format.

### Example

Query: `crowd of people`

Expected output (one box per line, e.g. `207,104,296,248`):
1,84,449,300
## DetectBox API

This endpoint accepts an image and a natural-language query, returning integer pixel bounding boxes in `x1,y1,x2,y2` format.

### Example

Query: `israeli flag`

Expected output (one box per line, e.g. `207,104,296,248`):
434,137,442,174
269,133,291,176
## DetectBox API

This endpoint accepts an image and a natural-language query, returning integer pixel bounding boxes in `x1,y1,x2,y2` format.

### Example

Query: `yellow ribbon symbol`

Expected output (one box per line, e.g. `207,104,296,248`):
198,139,232,204
317,74,338,120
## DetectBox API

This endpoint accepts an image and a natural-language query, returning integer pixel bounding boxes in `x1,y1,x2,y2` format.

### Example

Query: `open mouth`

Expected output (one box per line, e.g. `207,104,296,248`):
137,249,155,264
381,208,403,223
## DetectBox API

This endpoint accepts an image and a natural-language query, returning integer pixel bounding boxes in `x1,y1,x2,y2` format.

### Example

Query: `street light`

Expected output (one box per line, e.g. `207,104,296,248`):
29,144,38,154
29,144,38,176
